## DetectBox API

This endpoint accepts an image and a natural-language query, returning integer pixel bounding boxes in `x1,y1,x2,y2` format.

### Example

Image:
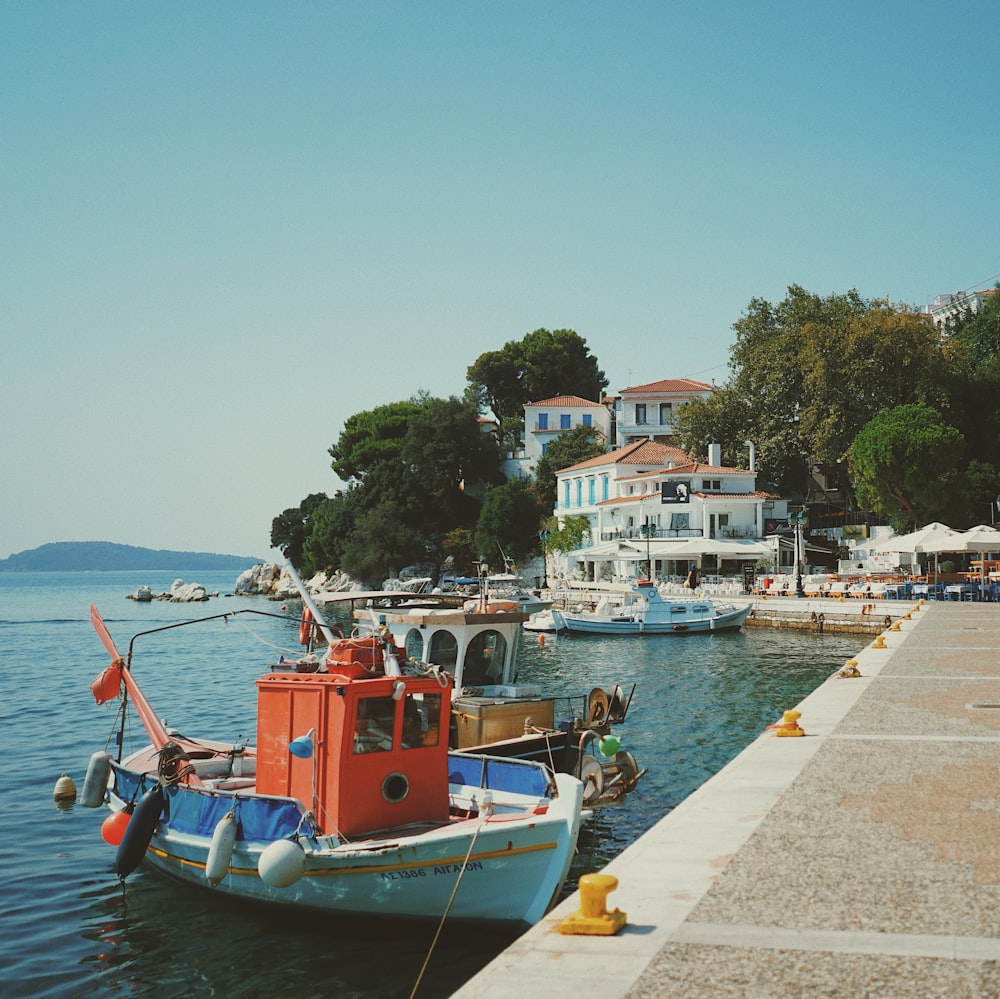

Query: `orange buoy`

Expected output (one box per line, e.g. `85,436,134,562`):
101,808,132,845
90,664,123,705
538,634,545,645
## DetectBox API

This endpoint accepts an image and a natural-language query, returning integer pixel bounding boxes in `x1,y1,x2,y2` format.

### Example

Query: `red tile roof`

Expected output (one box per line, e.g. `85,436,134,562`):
528,395,605,407
616,378,715,394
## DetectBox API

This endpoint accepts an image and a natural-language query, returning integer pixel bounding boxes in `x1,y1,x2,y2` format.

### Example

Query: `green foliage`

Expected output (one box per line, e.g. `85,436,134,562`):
532,424,608,510
682,285,954,498
849,404,966,530
474,478,541,564
328,400,420,482
270,493,332,573
467,328,607,428
542,515,591,554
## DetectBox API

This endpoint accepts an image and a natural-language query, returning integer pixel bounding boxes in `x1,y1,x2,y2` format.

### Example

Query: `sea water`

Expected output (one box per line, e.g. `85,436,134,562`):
0,571,863,998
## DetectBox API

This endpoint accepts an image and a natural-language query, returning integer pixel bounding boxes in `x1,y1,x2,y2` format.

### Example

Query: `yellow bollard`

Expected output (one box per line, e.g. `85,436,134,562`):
766,709,805,736
872,634,887,649
838,660,861,678
890,621,901,632
558,873,628,935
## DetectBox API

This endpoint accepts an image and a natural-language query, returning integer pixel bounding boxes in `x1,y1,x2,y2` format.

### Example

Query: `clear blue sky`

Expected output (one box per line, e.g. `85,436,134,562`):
3,1,998,560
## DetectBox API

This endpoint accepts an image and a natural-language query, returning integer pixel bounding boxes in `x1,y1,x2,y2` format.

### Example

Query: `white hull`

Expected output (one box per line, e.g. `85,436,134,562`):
109,757,582,926
561,583,751,635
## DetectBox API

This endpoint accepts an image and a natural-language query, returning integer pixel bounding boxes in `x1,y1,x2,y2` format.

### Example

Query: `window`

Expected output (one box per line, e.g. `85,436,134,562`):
575,479,582,506
428,630,458,670
402,693,442,749
635,404,646,424
560,414,571,430
354,696,396,754
538,413,548,430
601,475,609,501
462,630,507,686
404,627,424,662
659,403,672,423
588,478,595,505
582,413,592,427
563,482,571,507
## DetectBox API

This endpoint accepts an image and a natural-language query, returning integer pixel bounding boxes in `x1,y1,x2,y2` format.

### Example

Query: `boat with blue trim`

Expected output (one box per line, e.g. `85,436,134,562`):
83,605,582,926
560,579,752,635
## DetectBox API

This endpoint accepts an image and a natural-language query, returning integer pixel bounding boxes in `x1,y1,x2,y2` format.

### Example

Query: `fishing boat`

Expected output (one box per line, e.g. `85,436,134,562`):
83,606,583,926
302,565,645,807
560,579,752,635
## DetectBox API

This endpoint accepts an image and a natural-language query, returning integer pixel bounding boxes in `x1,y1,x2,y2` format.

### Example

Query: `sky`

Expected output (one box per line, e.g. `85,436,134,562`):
3,1,998,561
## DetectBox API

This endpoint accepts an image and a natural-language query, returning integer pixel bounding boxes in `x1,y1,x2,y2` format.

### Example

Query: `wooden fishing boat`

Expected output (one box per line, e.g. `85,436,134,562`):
83,606,582,926
561,579,752,635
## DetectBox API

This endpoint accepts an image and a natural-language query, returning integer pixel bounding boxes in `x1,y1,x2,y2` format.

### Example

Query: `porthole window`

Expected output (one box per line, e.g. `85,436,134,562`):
382,771,409,803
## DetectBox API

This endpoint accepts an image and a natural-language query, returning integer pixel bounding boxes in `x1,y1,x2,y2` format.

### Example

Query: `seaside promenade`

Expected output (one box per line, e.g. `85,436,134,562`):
453,599,1000,998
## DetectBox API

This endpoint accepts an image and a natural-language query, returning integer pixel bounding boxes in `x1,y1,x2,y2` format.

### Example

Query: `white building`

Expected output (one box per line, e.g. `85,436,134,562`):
607,378,715,448
504,394,611,480
923,289,996,334
552,440,785,582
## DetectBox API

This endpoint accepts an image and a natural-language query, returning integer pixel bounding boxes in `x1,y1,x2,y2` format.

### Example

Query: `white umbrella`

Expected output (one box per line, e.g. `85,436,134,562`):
938,525,1000,584
868,522,958,553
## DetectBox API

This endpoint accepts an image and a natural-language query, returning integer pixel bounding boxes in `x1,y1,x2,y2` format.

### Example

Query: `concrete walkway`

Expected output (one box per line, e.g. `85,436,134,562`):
453,601,1000,998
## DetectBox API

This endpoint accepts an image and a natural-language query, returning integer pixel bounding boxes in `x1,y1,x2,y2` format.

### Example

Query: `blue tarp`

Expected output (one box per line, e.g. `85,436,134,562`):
111,768,305,842
447,754,551,798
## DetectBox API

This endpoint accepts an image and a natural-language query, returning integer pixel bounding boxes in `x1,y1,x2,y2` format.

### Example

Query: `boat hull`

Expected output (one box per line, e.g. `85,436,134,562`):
108,764,582,927
562,602,751,635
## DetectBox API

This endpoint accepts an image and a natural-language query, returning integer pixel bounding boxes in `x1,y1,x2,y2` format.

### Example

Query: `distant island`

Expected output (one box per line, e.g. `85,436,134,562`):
0,541,264,573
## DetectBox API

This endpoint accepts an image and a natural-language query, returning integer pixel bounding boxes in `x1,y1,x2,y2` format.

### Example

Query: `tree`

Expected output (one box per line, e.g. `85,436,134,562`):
532,424,608,511
328,400,420,482
676,286,954,501
849,404,966,530
270,493,332,571
467,328,607,437
474,478,541,566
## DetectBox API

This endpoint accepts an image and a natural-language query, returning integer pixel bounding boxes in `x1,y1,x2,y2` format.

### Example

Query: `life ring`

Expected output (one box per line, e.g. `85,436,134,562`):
299,608,313,646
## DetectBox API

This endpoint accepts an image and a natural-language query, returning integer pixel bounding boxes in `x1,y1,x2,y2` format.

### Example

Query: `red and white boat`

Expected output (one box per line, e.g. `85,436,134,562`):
83,605,583,926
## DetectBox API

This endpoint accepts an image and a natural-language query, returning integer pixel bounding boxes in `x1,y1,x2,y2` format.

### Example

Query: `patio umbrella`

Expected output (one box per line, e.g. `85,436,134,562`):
868,522,958,554
937,525,1000,583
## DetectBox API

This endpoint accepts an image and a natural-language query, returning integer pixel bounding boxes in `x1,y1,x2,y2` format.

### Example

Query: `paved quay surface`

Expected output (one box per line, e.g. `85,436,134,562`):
452,600,1000,998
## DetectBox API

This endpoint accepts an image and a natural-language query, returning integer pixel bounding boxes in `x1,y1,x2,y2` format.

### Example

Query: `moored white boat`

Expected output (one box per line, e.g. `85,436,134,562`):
561,579,752,635
84,605,582,926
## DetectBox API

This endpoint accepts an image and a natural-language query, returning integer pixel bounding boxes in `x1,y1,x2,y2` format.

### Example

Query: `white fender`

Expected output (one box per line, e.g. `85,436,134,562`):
81,751,113,808
205,811,238,887
258,838,306,888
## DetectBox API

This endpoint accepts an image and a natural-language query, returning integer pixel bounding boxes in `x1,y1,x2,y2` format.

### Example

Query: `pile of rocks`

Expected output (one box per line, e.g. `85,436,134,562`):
127,579,212,602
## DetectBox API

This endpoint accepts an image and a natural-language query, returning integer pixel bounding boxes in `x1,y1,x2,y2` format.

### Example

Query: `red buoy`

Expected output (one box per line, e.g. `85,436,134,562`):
101,808,132,845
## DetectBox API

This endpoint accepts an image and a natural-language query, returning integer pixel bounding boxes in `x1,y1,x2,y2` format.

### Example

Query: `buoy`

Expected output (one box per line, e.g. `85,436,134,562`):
90,664,123,705
258,838,306,888
206,811,238,887
81,751,113,808
101,806,133,845
538,634,545,645
53,773,77,802
557,873,627,935
116,784,164,878
599,734,621,757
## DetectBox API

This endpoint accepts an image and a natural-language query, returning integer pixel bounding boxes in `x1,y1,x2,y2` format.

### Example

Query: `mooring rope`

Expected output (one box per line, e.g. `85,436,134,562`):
408,816,485,999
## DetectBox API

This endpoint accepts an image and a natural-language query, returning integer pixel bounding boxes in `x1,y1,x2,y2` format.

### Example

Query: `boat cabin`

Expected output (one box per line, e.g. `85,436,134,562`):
355,606,556,749
254,670,451,837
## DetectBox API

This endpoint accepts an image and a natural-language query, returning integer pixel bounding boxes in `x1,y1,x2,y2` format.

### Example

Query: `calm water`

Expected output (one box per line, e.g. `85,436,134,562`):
0,571,864,998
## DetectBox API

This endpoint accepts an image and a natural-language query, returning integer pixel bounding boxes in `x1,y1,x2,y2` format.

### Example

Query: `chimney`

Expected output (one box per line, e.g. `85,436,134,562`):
708,442,722,466
744,440,756,472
